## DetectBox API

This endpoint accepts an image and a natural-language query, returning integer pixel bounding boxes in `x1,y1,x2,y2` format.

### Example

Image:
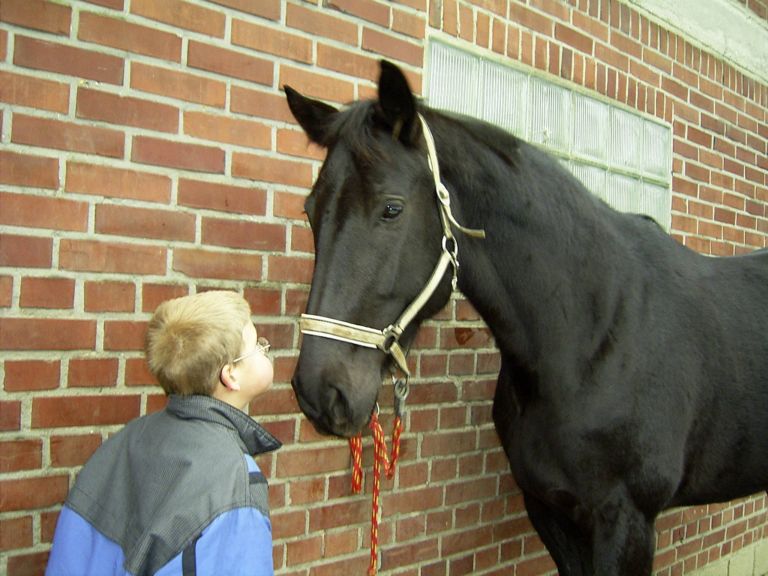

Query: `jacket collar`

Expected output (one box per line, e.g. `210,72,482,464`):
166,395,282,456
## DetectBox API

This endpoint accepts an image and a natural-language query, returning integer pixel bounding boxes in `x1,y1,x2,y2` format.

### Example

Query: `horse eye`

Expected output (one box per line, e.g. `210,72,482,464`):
382,202,403,220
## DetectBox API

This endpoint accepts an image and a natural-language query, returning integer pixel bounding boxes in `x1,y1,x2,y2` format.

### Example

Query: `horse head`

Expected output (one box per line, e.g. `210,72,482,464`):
286,62,455,437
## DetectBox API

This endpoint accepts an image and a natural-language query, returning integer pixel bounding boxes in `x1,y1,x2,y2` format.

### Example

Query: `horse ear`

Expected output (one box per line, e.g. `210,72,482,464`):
377,60,420,146
284,85,338,146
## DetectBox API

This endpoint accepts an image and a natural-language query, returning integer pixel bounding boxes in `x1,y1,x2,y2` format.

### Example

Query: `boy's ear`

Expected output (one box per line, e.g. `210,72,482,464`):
284,85,338,147
376,60,420,146
219,365,241,392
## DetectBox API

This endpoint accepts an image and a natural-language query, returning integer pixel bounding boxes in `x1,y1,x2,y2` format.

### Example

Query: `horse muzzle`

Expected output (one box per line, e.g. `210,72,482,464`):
291,360,378,438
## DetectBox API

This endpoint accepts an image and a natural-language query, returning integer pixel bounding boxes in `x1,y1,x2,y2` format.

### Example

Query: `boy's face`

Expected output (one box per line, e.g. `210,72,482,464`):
236,322,274,401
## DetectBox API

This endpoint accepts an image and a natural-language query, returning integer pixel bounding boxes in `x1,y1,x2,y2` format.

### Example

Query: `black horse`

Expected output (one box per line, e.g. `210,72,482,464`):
286,61,768,575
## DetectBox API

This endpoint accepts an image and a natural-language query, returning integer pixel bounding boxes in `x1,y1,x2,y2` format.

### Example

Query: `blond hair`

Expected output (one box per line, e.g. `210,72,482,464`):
146,291,251,396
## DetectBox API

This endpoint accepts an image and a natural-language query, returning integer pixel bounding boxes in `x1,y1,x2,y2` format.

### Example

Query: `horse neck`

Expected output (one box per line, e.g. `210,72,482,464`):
429,113,628,385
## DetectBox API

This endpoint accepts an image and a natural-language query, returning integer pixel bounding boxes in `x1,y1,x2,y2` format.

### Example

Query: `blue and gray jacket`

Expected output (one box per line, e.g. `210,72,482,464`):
46,395,282,576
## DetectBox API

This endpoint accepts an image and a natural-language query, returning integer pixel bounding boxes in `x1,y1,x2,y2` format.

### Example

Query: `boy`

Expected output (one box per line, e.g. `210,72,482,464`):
46,291,281,576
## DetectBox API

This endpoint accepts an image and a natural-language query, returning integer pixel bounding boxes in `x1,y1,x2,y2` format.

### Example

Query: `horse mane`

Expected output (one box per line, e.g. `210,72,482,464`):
425,108,521,169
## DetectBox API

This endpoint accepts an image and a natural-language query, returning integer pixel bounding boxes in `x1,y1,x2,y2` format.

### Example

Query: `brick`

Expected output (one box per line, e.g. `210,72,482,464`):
595,42,628,72
172,248,263,281
187,41,272,85
125,357,157,387
286,3,357,46
308,498,370,531
555,23,593,54
59,239,166,275
12,114,124,159
3,360,60,392
32,395,141,428
232,19,312,63
644,48,672,75
183,111,271,149
317,44,378,82
0,234,52,268
0,516,33,551
84,281,135,312
131,62,225,107
422,430,477,456
362,27,423,67
328,0,389,26
0,0,71,35
202,218,286,251
393,7,426,39
146,394,168,414
243,287,281,316
0,401,22,431
132,136,224,173
248,387,298,417
40,510,58,544
662,76,688,101
0,150,59,189
267,255,313,283
0,192,88,232
96,204,195,242
130,0,225,37
307,555,370,576
209,0,280,19
178,178,267,216
0,475,69,511
7,552,51,576
78,11,181,62
275,190,308,220
572,10,608,42
104,320,148,351
445,476,498,506
68,358,119,388
509,3,552,36
141,283,189,313
232,153,313,187
285,288,309,316
20,277,75,309
0,318,96,351
14,35,123,85
0,439,42,473
77,88,179,133
0,29,6,61
66,162,171,203
287,534,323,566
279,66,354,104
231,86,294,123
85,0,124,8
50,434,102,467
0,70,69,113
442,326,493,349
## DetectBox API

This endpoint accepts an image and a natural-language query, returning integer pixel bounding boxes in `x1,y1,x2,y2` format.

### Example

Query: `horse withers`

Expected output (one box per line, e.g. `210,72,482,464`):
286,61,768,575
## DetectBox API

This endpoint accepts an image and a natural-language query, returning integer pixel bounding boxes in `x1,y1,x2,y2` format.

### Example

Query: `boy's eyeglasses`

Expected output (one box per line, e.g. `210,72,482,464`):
231,337,271,364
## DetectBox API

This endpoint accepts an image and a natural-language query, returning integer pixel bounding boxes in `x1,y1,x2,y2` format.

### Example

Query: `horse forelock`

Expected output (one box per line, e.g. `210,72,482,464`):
326,100,389,168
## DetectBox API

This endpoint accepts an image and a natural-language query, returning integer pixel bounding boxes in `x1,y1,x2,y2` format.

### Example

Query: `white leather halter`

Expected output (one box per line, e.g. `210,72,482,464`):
299,114,485,376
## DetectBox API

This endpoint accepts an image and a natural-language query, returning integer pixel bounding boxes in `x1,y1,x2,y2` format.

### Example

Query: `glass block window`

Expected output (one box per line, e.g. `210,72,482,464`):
426,41,672,230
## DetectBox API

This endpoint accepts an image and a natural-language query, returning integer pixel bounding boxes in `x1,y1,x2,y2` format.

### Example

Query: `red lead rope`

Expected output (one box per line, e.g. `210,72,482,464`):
348,411,403,575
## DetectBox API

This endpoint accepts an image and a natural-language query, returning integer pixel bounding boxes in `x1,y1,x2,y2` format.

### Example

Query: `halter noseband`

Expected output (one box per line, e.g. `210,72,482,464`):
299,114,485,376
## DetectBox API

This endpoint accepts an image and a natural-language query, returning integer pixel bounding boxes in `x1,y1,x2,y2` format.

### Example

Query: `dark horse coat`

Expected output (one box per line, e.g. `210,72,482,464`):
287,61,768,575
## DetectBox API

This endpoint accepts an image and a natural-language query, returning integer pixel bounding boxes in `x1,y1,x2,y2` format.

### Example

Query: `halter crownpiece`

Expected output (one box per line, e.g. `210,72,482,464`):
299,114,486,376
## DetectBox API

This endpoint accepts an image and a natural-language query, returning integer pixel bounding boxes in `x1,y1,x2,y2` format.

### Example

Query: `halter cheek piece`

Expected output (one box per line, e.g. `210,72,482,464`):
299,114,486,378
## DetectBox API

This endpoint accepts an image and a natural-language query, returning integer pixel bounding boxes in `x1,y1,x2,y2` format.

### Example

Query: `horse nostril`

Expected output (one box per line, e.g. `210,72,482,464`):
326,386,351,431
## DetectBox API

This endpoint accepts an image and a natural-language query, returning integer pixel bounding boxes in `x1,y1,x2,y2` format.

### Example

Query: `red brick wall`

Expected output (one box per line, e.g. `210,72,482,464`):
1,1,766,575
